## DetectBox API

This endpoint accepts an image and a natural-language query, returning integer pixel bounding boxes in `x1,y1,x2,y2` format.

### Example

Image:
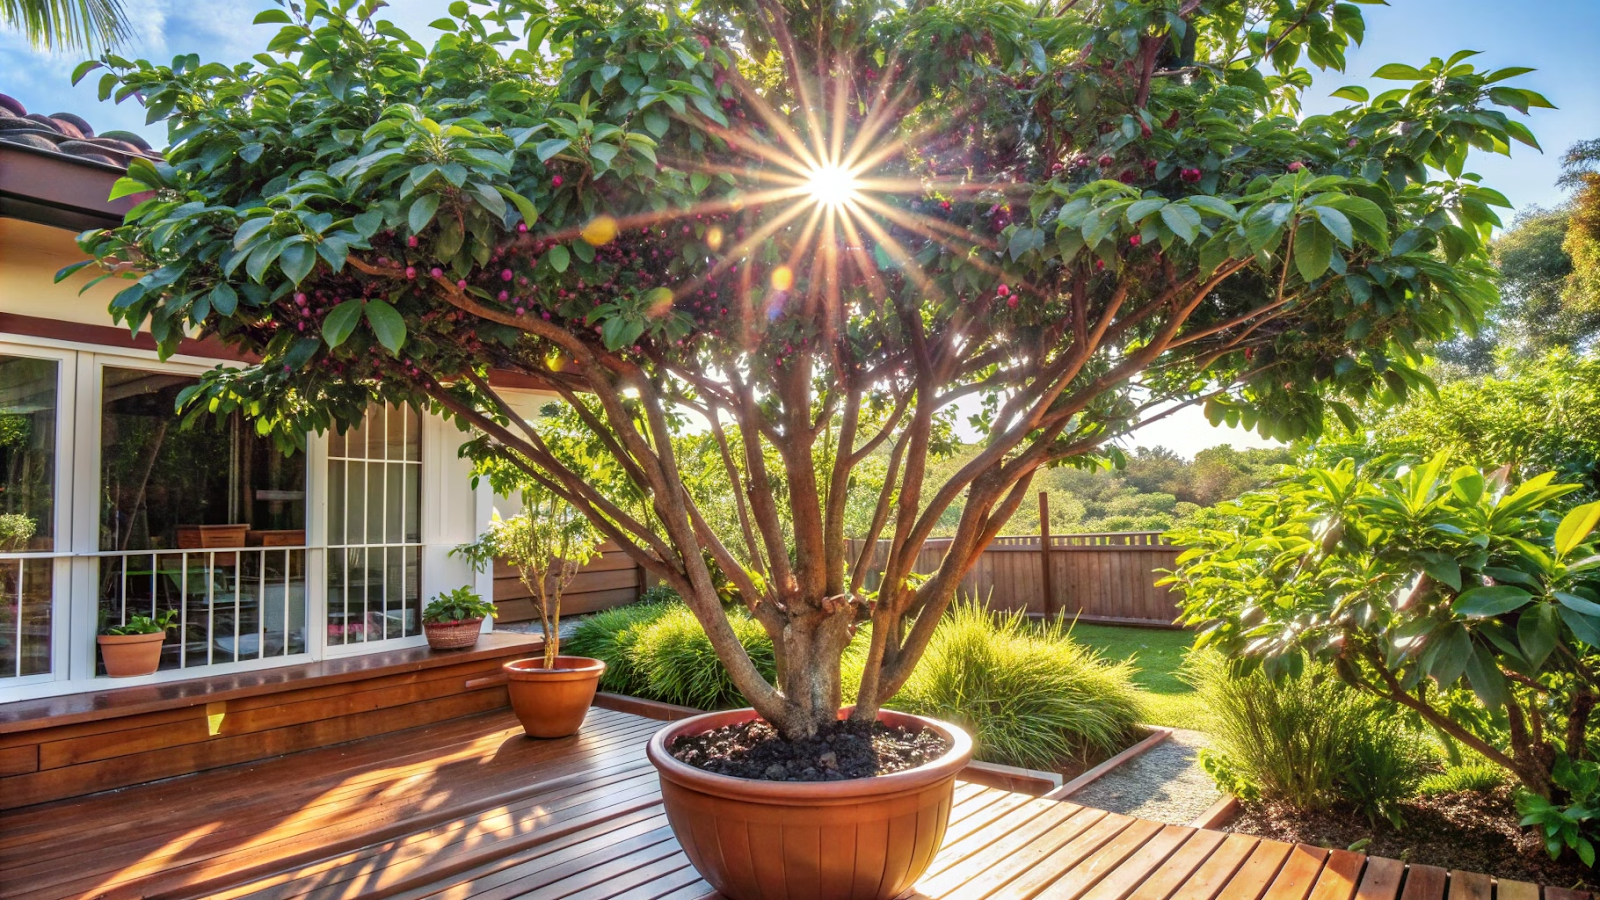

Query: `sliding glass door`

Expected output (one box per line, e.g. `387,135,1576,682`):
0,351,65,682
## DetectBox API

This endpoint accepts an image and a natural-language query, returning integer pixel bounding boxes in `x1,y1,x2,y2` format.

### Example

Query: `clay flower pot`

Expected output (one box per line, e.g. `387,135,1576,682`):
647,707,973,900
423,617,483,650
504,656,606,738
98,632,167,677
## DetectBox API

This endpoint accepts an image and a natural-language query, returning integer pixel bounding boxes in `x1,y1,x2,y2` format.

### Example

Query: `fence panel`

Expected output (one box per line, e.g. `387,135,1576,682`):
846,532,1184,626
492,541,643,621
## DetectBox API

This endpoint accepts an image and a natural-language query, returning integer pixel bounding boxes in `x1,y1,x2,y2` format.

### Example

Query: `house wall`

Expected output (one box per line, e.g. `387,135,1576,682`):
0,219,528,702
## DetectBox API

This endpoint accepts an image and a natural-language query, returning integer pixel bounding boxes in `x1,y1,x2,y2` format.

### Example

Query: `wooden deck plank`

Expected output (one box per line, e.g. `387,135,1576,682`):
1399,865,1450,900
917,805,1106,897
1495,880,1541,900
460,825,682,900
1305,850,1367,900
1354,858,1406,900
1149,833,1260,900
1262,845,1331,900
1543,888,1592,900
1189,838,1290,900
966,812,1139,900
1079,827,1219,900
1031,817,1170,900
1450,871,1494,900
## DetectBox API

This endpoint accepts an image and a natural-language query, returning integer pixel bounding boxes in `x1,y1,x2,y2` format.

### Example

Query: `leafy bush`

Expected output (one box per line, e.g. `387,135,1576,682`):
421,586,497,624
871,603,1144,770
1517,755,1600,865
1184,652,1430,825
638,583,682,605
1418,763,1507,797
564,602,673,696
630,605,779,710
1169,454,1600,819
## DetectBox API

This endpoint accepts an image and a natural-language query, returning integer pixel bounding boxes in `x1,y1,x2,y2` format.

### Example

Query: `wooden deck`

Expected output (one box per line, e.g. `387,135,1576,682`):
0,707,1583,900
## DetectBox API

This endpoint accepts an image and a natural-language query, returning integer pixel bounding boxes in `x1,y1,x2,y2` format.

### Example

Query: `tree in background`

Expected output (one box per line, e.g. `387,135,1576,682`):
80,0,1535,739
0,0,126,52
1312,351,1600,497
1562,139,1600,319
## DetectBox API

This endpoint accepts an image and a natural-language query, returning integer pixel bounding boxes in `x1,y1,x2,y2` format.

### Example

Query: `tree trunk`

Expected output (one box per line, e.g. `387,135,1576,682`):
769,608,857,739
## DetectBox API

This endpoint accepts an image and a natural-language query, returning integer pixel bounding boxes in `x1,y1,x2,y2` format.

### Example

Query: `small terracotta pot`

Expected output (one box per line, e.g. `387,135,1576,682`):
98,632,167,677
503,656,606,738
423,617,483,650
647,707,973,900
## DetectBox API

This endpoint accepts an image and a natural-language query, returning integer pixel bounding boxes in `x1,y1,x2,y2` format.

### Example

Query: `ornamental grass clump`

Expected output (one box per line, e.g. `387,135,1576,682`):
563,601,673,696
632,604,778,710
877,603,1144,771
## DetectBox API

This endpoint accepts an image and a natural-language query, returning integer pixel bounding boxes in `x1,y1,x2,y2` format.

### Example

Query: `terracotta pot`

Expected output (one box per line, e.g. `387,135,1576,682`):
98,632,167,677
503,656,606,738
646,707,973,900
423,617,483,650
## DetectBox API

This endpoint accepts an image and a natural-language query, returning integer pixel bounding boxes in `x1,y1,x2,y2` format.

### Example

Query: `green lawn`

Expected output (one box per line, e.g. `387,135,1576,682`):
1068,624,1207,731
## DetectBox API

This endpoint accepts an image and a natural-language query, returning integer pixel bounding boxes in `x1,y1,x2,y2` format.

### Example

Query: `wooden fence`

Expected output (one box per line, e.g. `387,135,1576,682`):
845,530,1185,626
493,542,644,622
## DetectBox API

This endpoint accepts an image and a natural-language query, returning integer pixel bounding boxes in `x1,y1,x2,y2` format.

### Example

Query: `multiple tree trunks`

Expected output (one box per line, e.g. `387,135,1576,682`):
0,632,541,810
492,542,644,620
0,704,1572,900
849,533,1186,625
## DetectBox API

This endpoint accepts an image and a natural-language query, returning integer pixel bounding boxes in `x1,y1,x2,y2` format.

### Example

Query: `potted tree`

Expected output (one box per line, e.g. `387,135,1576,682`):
79,0,1534,894
421,586,497,650
98,610,176,677
455,490,604,738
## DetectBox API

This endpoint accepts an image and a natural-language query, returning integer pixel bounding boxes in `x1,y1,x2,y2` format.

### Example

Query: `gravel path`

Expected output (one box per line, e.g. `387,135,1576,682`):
494,619,584,639
1068,728,1221,825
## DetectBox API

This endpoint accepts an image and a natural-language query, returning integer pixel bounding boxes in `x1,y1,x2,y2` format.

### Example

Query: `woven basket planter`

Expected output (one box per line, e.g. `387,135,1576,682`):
423,618,484,650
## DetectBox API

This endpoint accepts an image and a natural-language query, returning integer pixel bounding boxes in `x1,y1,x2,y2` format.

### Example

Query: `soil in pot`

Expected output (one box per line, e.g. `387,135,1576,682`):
1227,787,1596,888
668,717,950,782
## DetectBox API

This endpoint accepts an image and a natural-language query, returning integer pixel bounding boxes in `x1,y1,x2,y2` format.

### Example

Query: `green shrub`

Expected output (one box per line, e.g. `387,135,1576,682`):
631,604,778,709
564,602,671,696
879,603,1144,771
1419,763,1506,797
1184,651,1430,824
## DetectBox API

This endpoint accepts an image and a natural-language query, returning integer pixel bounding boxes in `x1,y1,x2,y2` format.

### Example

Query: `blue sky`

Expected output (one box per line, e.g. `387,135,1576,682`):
3,0,1596,456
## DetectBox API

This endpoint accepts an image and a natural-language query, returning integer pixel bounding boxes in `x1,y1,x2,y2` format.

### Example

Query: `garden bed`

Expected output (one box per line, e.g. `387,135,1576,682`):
1225,788,1596,888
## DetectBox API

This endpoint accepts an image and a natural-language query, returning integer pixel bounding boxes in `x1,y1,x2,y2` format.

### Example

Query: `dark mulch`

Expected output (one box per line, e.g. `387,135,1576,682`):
1228,788,1595,889
668,718,951,782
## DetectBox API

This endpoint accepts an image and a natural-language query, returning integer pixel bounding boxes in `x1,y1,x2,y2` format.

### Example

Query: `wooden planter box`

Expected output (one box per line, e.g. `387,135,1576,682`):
175,524,249,549
247,529,306,547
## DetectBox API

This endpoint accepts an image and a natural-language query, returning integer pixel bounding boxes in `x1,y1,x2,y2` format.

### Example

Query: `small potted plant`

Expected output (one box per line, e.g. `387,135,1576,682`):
455,487,604,738
98,610,177,677
421,586,497,650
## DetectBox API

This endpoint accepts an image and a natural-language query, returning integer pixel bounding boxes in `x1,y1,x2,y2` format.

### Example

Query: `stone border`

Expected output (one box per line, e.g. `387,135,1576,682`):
1043,726,1174,801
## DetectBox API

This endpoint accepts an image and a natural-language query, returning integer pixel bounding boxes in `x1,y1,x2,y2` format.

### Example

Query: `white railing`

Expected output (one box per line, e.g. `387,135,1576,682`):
93,546,308,672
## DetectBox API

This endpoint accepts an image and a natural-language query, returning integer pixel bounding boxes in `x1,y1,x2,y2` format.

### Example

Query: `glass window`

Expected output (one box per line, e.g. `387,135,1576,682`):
96,366,308,673
0,354,58,679
328,404,422,644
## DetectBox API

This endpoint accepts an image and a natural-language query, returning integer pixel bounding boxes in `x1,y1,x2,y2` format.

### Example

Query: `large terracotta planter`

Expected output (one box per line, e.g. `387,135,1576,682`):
504,656,606,738
98,632,167,677
646,707,973,900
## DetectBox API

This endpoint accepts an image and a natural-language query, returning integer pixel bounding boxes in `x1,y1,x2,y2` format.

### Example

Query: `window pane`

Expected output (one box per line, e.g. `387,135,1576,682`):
0,355,57,552
0,558,51,677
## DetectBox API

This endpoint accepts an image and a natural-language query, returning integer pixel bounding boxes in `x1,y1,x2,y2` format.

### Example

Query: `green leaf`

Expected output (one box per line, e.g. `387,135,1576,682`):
1330,85,1368,102
1554,502,1600,557
1294,223,1334,282
279,242,315,285
495,186,539,227
1126,198,1167,225
322,299,364,348
547,244,571,272
352,210,384,238
408,194,441,234
1556,592,1600,618
642,109,669,138
54,260,94,283
1519,603,1560,670
1464,642,1508,709
364,299,406,354
1161,204,1201,243
535,139,570,162
1561,607,1600,647
253,8,293,24
209,283,238,316
1453,585,1534,618
1372,63,1425,80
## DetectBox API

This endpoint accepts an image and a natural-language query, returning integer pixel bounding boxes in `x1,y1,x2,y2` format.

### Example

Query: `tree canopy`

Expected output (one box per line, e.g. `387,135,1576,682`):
73,0,1542,737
